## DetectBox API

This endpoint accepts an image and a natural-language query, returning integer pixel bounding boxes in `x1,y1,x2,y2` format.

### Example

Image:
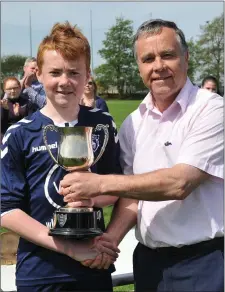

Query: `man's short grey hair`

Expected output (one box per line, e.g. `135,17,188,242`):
133,19,188,59
24,57,37,66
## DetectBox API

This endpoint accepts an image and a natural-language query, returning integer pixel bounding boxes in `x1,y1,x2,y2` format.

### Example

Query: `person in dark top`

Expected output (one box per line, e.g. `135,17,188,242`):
201,75,220,94
81,77,109,112
1,21,121,292
1,76,38,138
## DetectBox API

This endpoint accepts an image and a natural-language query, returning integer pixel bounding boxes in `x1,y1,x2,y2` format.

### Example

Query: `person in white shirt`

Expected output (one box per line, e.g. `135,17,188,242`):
59,19,224,292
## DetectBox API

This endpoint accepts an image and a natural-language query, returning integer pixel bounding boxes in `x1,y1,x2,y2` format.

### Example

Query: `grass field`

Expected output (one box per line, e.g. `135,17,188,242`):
107,99,141,129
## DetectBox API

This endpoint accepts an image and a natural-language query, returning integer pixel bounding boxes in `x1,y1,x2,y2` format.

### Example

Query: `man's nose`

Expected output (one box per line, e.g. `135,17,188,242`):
153,57,165,71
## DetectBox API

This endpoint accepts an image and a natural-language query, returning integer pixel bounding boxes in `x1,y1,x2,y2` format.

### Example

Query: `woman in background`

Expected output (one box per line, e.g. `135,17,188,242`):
201,76,220,94
81,78,109,112
1,76,38,138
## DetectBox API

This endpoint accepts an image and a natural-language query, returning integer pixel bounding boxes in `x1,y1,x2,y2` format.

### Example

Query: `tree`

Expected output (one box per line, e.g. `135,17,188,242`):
1,55,27,79
187,39,201,83
95,17,146,96
197,14,224,88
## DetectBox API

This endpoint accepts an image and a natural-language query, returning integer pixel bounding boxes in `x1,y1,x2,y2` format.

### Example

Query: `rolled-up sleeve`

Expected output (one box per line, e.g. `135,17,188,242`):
177,99,224,179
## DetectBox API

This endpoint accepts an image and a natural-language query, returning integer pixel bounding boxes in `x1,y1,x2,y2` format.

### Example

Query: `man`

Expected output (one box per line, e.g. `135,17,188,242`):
1,22,120,292
59,19,224,291
20,57,46,108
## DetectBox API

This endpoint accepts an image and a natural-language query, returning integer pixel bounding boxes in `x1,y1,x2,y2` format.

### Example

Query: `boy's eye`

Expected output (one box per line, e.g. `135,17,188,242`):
50,71,60,76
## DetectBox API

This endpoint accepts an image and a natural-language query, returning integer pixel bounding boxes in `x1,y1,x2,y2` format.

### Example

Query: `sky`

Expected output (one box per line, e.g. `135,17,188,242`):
1,1,224,71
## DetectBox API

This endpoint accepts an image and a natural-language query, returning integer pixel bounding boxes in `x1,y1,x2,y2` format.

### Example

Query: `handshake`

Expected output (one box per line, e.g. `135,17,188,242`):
58,172,121,270
66,232,120,270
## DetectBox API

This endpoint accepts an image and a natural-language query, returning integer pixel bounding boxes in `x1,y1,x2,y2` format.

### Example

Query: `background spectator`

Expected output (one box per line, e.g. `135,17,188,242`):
81,77,109,112
201,75,220,94
1,76,38,138
20,57,46,108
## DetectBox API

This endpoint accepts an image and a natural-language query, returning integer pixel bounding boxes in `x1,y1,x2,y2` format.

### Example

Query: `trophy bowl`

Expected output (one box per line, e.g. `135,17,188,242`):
43,124,109,239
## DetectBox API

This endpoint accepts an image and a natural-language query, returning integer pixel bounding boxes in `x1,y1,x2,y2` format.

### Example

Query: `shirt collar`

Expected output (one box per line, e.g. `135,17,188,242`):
175,78,193,113
138,77,194,116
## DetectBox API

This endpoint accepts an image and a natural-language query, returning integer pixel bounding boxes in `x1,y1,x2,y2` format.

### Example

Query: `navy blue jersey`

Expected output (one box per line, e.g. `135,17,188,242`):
1,105,121,286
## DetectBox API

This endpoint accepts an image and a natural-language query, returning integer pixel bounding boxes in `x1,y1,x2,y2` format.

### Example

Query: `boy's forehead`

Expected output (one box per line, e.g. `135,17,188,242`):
42,50,86,66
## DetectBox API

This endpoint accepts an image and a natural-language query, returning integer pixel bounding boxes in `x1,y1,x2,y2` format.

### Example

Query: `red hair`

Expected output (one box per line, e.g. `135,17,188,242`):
3,77,21,90
37,21,91,73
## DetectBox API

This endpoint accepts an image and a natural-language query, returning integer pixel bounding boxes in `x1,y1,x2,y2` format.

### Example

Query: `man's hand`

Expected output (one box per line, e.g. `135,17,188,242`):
81,253,115,270
81,233,120,269
66,235,119,263
22,73,37,88
67,199,94,208
59,172,103,202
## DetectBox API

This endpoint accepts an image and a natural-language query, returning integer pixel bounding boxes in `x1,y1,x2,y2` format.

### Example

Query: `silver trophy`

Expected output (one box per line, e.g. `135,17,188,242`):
43,124,109,239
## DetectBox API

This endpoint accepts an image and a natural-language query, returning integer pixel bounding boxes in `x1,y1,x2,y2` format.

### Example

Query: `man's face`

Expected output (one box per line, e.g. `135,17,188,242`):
135,27,189,106
24,61,38,75
202,81,217,93
37,50,89,109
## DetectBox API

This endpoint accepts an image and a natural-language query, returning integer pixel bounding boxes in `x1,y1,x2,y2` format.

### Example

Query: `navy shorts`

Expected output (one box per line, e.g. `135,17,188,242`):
17,273,113,292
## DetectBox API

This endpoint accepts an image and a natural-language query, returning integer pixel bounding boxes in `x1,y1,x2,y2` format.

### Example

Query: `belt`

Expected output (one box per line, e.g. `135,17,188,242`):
145,237,224,256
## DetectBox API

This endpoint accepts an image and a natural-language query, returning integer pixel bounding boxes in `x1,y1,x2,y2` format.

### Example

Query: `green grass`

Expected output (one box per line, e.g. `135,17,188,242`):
107,100,141,129
114,284,134,291
0,227,8,233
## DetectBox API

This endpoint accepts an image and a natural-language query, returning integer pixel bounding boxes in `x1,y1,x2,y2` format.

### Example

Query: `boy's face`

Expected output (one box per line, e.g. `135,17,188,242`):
37,50,89,109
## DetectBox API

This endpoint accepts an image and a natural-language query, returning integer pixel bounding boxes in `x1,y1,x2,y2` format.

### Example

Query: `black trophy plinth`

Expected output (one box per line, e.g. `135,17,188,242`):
49,207,103,239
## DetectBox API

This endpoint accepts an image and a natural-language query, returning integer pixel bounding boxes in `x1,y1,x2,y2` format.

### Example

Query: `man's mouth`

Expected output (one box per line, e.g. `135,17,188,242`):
153,76,171,81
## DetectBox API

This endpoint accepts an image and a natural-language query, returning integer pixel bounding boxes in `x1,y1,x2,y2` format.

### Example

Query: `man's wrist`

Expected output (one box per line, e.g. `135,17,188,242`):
99,174,117,196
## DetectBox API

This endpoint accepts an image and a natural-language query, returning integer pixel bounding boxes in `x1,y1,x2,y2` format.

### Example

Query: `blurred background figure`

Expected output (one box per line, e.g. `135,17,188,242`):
20,57,46,108
201,75,219,94
1,77,38,141
81,77,109,112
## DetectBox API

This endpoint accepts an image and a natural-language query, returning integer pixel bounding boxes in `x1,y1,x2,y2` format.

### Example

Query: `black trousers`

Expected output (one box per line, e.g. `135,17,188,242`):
17,273,113,292
133,237,224,292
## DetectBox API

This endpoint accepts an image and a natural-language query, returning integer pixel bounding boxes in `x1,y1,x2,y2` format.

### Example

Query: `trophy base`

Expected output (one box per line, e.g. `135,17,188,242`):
48,228,103,240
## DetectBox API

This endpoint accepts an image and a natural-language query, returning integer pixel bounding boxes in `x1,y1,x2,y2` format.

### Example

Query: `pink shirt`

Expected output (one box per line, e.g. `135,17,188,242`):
119,78,224,248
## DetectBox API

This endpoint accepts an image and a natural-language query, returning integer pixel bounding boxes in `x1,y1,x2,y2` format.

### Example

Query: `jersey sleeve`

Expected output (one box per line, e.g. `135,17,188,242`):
1,127,27,216
96,116,122,175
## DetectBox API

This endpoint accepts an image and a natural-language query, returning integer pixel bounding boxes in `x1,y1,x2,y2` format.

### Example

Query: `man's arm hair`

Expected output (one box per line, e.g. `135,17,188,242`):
100,163,209,201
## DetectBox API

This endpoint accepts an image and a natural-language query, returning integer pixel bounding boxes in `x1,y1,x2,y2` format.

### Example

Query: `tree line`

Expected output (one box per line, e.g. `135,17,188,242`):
1,14,224,97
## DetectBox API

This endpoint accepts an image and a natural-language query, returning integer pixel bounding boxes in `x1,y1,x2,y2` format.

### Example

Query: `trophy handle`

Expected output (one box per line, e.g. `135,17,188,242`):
93,124,109,165
43,124,59,166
